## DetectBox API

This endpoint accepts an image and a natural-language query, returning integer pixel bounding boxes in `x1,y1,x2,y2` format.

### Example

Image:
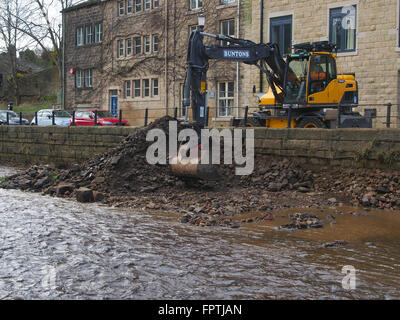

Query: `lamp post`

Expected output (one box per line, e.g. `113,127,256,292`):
198,14,205,31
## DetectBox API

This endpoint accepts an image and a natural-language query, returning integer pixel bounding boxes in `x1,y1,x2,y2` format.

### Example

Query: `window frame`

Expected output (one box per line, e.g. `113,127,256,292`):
269,14,293,56
153,35,159,52
84,69,93,88
144,36,151,54
127,0,133,14
76,27,84,46
329,5,357,53
135,0,142,13
85,25,93,45
118,1,125,16
190,0,203,10
220,19,235,46
126,39,132,56
143,79,150,97
118,39,125,58
144,0,151,10
95,23,103,44
152,78,159,96
133,79,141,97
134,37,142,54
125,80,131,98
153,0,159,8
217,81,234,118
75,70,83,88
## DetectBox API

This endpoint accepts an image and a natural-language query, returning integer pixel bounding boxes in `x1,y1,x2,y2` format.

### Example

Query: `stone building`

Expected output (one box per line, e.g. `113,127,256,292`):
64,0,400,127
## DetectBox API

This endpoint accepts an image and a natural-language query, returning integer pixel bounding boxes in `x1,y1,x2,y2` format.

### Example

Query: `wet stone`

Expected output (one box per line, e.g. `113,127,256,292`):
76,188,94,203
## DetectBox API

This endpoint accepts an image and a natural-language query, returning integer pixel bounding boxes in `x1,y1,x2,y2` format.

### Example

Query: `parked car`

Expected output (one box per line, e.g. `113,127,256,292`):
30,109,72,126
0,110,29,125
71,109,129,126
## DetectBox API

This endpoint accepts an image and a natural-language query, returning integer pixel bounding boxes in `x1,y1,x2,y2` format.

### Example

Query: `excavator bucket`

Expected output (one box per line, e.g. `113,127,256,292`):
170,143,221,181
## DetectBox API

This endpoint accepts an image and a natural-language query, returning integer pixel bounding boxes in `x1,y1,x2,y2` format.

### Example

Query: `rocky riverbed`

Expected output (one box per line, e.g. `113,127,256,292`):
2,116,400,230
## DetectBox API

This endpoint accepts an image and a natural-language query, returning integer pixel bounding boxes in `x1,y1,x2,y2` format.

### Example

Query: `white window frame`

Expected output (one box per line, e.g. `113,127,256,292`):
95,23,102,43
152,35,159,52
135,0,142,12
127,0,133,13
152,78,159,96
119,1,125,15
143,79,150,97
133,79,141,97
118,39,125,58
75,70,82,88
125,80,131,97
220,19,235,45
85,25,92,45
144,36,151,54
84,69,93,88
190,0,203,10
153,0,159,8
76,27,84,46
144,0,151,10
134,37,142,54
126,39,132,56
326,1,359,57
217,81,234,117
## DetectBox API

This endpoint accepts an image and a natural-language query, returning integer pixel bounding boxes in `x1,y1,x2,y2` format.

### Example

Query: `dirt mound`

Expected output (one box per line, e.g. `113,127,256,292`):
1,116,315,207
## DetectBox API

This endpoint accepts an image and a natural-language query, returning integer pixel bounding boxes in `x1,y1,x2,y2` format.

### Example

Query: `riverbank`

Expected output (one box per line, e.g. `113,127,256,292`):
2,116,400,231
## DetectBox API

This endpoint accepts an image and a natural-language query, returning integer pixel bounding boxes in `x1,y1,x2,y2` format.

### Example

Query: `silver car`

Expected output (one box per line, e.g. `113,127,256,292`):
0,110,29,125
31,109,72,126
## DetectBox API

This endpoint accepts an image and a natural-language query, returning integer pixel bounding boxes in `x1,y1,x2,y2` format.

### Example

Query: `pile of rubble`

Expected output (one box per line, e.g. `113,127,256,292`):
279,213,324,230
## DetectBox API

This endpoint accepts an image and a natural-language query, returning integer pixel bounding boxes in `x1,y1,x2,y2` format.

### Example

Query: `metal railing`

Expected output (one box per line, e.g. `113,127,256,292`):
1,103,398,128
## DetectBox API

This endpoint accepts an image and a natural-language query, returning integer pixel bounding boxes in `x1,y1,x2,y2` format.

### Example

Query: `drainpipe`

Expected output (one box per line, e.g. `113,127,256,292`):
62,10,66,110
164,0,169,115
259,0,264,93
236,0,240,118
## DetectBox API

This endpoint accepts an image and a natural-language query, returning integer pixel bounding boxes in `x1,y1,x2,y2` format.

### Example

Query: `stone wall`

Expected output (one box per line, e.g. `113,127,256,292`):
2,126,400,170
0,126,133,165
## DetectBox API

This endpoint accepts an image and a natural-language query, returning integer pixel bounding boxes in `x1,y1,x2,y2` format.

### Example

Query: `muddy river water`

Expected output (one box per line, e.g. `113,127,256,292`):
0,166,399,299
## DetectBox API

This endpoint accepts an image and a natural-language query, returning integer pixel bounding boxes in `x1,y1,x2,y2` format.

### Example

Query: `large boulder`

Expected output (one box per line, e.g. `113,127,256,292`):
76,187,94,203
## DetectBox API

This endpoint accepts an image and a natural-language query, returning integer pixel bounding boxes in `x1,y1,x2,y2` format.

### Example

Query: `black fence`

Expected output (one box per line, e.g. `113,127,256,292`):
135,103,400,129
0,103,399,128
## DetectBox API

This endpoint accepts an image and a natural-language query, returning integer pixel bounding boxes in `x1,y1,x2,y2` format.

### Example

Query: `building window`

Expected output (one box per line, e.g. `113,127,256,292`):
126,39,132,56
153,0,159,8
153,35,159,52
85,25,92,45
84,69,93,88
125,80,131,97
145,0,151,10
190,0,203,10
143,79,150,97
119,1,125,15
75,70,82,88
270,15,292,55
118,40,124,57
135,0,142,12
127,0,133,13
152,78,159,96
134,79,141,97
220,19,235,45
95,23,103,43
134,37,142,54
144,36,150,53
76,27,84,46
218,82,234,117
221,0,235,3
329,5,357,52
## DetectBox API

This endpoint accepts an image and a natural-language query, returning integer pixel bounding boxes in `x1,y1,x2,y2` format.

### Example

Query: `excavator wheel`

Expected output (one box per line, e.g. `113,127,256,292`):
240,117,263,127
297,117,326,129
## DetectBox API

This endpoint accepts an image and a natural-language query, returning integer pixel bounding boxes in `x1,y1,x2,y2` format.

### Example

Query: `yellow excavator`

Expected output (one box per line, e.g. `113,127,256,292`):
242,41,370,129
171,29,372,179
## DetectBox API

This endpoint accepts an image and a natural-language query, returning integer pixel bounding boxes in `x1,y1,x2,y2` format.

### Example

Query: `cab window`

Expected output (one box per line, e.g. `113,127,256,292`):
309,55,336,95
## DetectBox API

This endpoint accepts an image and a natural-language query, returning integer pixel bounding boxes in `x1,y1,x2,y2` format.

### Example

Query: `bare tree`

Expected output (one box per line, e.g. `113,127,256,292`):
0,0,33,104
